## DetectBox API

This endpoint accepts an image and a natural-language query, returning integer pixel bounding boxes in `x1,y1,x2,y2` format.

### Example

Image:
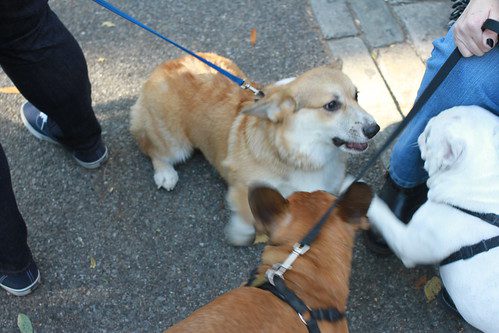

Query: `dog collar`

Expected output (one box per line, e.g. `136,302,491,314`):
440,206,499,266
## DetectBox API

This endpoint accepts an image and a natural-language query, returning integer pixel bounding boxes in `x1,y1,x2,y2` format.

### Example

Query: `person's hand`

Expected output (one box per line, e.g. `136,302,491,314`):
454,0,499,57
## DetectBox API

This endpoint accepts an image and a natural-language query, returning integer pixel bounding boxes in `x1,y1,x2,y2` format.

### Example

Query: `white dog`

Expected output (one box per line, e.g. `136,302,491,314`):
367,105,499,333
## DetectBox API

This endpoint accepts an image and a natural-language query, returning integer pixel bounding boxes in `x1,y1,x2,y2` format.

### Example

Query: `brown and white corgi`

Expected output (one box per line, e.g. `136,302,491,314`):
130,53,379,245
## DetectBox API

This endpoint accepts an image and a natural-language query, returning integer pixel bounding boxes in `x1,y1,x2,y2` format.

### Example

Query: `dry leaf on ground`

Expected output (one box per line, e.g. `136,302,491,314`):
253,233,268,244
250,28,257,47
90,257,97,269
0,86,20,94
102,21,116,28
424,276,442,303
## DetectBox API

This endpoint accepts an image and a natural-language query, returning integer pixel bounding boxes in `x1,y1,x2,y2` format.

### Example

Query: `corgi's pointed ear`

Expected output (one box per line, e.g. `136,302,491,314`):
329,58,343,70
336,182,373,225
248,185,289,234
242,94,296,122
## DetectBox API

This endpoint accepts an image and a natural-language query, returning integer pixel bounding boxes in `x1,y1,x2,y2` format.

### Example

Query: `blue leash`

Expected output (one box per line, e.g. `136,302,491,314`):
92,0,263,97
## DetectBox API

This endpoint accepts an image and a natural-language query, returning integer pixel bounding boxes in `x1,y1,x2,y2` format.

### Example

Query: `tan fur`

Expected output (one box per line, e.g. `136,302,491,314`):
130,53,378,245
165,183,373,332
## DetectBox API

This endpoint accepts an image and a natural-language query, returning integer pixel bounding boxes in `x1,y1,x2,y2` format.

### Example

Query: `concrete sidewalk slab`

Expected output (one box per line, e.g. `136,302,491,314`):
328,37,401,128
311,0,358,39
349,0,405,48
393,1,451,61
375,43,426,115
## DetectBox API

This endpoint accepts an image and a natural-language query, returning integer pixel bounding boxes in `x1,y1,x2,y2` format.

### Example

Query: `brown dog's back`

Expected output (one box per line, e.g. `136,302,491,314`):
130,53,255,172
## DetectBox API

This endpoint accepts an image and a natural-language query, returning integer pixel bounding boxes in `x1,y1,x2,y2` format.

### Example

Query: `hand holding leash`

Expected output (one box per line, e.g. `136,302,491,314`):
454,0,499,56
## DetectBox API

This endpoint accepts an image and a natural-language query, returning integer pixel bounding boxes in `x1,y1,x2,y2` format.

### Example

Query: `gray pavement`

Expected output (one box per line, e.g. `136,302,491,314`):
0,0,478,332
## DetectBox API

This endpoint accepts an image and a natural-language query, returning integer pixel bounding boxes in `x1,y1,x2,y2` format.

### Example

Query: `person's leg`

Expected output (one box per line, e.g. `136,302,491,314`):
365,26,499,254
390,25,499,188
0,1,107,166
0,144,31,272
0,143,40,296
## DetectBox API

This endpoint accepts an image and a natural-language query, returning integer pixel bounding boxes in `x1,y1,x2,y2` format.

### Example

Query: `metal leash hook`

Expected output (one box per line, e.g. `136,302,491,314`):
241,81,265,98
266,243,310,285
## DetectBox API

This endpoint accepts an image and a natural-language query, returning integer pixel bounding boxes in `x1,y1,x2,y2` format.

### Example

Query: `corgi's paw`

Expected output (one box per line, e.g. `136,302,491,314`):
154,168,178,190
225,215,255,246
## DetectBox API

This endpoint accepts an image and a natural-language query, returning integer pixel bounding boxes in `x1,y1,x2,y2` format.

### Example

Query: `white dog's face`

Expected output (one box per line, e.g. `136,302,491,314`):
418,106,499,177
242,64,379,168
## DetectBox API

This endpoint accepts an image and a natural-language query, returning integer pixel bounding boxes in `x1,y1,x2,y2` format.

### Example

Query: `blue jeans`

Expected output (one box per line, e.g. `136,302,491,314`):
389,26,499,188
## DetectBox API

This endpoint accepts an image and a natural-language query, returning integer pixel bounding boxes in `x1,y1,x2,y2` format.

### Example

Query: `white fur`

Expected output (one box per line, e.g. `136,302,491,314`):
273,77,296,86
367,106,499,332
224,214,256,246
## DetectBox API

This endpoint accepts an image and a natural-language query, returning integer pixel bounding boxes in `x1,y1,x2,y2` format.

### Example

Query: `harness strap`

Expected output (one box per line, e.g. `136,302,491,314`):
452,206,499,227
257,276,344,333
440,235,499,266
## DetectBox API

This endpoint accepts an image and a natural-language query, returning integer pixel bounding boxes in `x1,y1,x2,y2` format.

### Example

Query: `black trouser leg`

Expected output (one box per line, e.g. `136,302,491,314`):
0,2,101,151
0,143,32,273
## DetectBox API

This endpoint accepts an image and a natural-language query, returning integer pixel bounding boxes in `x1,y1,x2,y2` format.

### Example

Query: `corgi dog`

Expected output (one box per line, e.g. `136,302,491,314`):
130,53,379,245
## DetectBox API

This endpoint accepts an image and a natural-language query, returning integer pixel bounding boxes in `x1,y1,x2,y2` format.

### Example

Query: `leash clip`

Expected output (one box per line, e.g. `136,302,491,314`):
241,81,265,98
266,243,310,286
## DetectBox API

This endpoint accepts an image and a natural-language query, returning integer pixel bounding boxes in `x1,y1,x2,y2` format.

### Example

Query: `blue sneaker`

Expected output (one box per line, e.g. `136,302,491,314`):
0,259,41,296
20,101,108,169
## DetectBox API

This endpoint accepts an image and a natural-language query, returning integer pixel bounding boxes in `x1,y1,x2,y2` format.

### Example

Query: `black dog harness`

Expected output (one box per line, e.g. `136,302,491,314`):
440,206,499,266
246,269,344,333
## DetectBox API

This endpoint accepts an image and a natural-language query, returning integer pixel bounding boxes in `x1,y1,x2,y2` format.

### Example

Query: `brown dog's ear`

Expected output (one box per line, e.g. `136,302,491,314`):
242,94,296,122
248,186,289,233
336,182,373,224
329,58,343,70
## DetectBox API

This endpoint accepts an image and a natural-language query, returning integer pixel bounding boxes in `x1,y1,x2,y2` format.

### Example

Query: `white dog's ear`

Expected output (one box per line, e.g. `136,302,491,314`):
440,136,465,170
242,94,296,122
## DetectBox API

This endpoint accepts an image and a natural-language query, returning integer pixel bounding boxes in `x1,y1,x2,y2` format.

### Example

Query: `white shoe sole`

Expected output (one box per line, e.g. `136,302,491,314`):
73,146,109,169
1,270,41,297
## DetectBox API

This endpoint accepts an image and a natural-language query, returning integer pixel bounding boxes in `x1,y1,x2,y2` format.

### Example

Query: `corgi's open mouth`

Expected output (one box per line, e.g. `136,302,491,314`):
332,138,369,151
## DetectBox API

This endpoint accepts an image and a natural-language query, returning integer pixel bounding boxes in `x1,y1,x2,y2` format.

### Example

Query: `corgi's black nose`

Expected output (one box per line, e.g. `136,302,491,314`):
363,123,380,139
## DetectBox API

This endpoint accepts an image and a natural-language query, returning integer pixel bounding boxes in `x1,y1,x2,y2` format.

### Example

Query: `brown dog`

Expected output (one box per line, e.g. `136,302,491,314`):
165,182,373,332
130,53,378,245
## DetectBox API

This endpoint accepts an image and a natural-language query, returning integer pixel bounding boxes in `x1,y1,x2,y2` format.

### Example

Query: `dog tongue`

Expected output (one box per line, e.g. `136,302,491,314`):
346,142,368,151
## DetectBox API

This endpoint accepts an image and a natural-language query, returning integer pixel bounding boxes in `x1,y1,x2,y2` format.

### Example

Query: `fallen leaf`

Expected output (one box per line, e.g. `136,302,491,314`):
250,28,257,47
90,257,96,269
102,21,116,28
97,57,106,63
424,276,442,303
414,275,428,289
0,86,20,94
17,314,33,333
253,233,268,244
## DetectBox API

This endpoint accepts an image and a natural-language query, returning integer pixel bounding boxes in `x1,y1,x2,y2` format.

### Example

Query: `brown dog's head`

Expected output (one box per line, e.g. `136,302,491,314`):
248,182,373,247
241,62,379,169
